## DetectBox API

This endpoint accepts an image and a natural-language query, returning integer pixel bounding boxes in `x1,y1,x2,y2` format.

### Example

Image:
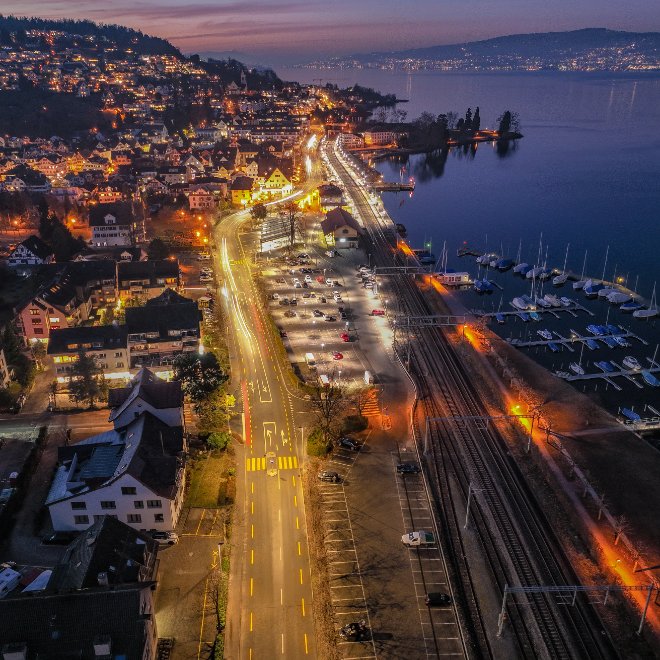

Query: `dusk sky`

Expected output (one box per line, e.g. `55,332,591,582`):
2,0,659,64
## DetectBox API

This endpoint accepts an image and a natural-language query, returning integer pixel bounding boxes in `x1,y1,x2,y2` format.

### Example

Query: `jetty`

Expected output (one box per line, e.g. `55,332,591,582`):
507,327,648,350
556,357,660,393
373,181,415,192
474,302,593,319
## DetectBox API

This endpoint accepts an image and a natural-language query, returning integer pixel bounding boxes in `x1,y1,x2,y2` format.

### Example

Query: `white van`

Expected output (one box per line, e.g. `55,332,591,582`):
318,374,330,387
364,370,373,385
305,353,316,368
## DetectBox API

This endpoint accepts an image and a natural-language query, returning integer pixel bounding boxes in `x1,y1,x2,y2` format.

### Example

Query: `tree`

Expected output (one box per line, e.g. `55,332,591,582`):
464,107,473,130
49,379,59,408
472,107,481,132
68,350,103,408
279,202,301,252
498,110,520,135
413,112,435,132
445,111,458,130
173,352,228,407
309,381,348,443
148,237,170,261
30,341,46,370
250,202,267,223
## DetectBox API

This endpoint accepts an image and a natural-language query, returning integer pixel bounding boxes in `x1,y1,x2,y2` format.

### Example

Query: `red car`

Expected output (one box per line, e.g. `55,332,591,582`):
340,332,350,342
372,309,385,316
316,275,325,283
332,352,344,360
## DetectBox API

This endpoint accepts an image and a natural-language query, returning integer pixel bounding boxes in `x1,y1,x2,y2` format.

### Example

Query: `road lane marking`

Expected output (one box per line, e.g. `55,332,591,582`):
304,633,308,654
298,541,301,556
251,501,254,514
294,494,297,507
250,612,253,632
301,597,305,616
296,516,299,529
251,549,254,565
251,524,254,539
250,577,253,596
299,568,303,584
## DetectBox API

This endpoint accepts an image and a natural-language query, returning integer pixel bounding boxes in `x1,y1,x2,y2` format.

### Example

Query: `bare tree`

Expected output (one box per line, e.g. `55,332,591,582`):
350,386,373,417
309,381,348,442
279,201,301,253
446,111,459,130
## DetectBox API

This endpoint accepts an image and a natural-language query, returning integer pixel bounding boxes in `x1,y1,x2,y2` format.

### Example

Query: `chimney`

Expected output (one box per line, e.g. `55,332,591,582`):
97,572,109,587
1,644,28,660
93,635,112,657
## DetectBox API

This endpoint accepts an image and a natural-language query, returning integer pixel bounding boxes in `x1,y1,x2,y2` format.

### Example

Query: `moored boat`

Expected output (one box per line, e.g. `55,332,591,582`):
517,312,530,322
569,362,585,375
529,311,541,321
526,266,544,280
537,329,552,340
585,339,600,350
622,356,642,370
595,361,615,373
621,300,643,313
513,262,529,274
495,313,506,324
607,291,632,305
597,287,617,298
621,408,641,422
547,342,561,353
543,294,562,308
560,296,574,306
613,336,630,347
642,370,660,387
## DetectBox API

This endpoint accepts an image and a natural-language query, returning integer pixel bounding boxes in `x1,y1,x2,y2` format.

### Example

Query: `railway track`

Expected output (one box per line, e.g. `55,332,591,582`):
325,141,618,660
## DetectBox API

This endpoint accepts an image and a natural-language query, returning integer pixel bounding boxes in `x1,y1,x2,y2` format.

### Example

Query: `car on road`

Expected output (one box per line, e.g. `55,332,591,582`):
42,531,78,545
340,332,350,342
338,436,359,451
150,531,179,546
284,310,297,317
339,620,368,641
332,352,343,360
402,530,435,547
372,309,385,316
318,470,341,483
426,592,452,607
313,309,324,317
397,462,421,474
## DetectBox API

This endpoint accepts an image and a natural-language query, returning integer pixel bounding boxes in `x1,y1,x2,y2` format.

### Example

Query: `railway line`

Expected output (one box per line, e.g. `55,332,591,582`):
325,140,619,660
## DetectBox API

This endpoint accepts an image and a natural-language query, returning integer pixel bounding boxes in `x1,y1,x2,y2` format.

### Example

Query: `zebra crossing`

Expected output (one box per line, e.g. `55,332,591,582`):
245,455,299,471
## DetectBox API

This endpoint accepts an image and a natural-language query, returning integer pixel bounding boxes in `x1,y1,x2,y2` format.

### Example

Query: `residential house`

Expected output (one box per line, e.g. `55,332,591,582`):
188,188,216,210
89,202,135,247
230,175,254,206
108,367,184,429
125,289,200,368
318,183,345,213
320,207,362,249
95,184,124,204
0,517,159,660
48,324,129,382
8,235,54,267
362,130,398,146
47,411,185,533
117,260,180,301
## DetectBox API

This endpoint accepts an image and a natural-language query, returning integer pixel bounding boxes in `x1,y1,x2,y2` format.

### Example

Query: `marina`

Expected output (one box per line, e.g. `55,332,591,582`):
506,327,648,351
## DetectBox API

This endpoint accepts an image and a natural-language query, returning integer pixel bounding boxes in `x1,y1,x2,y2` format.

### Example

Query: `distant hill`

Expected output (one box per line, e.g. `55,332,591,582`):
309,29,660,72
0,14,182,57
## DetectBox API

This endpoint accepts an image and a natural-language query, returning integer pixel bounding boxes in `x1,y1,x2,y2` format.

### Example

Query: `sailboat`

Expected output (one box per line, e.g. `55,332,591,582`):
633,283,658,319
641,370,660,387
570,342,586,374
573,250,589,290
553,243,570,286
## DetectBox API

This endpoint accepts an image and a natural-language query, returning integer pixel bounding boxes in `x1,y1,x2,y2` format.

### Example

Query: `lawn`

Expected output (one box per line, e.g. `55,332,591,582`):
186,449,236,508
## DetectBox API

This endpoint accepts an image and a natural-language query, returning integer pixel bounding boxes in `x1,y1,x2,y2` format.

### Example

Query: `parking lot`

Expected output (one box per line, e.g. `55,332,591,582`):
259,246,392,388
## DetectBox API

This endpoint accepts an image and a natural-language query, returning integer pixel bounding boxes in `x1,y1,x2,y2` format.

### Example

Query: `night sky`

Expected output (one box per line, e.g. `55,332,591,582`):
3,0,659,64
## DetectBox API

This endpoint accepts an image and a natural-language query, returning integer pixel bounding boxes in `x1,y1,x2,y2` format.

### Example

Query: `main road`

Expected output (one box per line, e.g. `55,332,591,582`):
214,178,320,659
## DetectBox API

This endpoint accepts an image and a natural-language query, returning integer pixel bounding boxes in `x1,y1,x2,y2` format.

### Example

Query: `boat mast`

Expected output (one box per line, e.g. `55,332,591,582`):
580,249,588,280
562,243,570,273
600,244,610,282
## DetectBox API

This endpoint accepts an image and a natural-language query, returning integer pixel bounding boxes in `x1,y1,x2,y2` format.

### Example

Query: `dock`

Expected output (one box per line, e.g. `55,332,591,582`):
558,357,660,391
506,328,648,350
474,302,593,319
373,181,415,192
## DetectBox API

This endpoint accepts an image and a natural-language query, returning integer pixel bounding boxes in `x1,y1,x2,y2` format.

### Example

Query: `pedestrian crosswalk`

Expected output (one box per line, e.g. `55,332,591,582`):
361,388,380,417
245,455,299,471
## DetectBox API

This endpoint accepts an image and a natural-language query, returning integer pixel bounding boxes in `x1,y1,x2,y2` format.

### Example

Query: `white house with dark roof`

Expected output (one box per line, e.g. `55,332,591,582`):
320,207,362,249
46,412,186,533
7,235,54,267
108,367,184,429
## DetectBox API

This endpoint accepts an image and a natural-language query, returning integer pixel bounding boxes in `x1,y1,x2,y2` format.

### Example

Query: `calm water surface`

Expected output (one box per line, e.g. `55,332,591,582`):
278,67,660,415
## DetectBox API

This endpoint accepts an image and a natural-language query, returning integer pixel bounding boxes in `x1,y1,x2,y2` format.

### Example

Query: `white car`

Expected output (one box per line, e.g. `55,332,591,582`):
304,275,313,284
150,531,179,546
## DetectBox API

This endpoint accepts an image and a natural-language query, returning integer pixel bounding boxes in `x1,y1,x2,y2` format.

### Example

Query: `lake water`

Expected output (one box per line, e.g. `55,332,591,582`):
279,66,660,417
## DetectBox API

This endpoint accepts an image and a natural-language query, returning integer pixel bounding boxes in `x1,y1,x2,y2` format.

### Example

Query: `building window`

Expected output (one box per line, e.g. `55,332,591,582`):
121,486,136,495
93,515,104,522
34,328,44,335
127,514,142,523
70,501,86,510
100,501,116,509
134,500,144,509
154,514,164,523
147,500,162,509
74,515,89,525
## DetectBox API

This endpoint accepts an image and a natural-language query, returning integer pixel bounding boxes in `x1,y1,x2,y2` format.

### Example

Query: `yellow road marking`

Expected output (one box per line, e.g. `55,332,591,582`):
251,549,254,565
296,516,299,530
250,577,253,596
251,482,254,494
292,475,296,487
301,597,305,616
298,541,301,556
251,524,254,539
251,501,254,515
304,633,308,655
197,576,209,659
299,568,303,584
250,612,253,632
294,494,297,507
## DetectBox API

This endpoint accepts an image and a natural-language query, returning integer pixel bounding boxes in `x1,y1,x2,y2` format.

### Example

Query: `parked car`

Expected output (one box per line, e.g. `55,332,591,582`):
313,309,324,318
150,531,179,546
278,328,287,338
372,309,385,316
318,471,341,483
339,620,368,641
289,298,298,306
284,310,297,318
338,437,359,451
324,315,336,322
340,332,351,342
332,352,344,360
426,592,452,607
397,462,421,474
275,277,286,284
